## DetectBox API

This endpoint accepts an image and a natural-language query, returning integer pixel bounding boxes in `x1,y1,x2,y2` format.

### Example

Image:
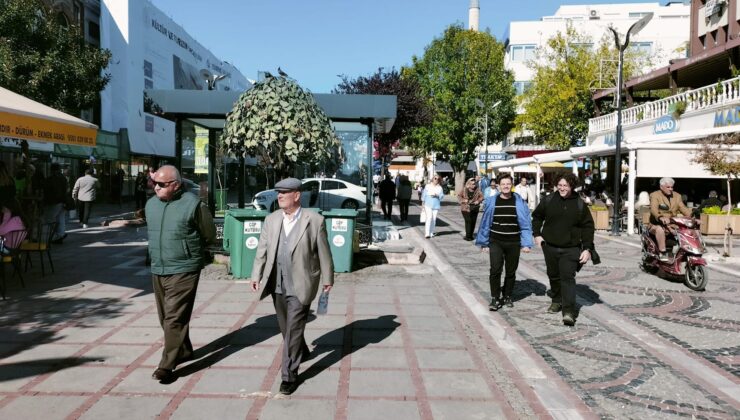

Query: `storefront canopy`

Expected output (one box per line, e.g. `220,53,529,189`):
0,87,97,146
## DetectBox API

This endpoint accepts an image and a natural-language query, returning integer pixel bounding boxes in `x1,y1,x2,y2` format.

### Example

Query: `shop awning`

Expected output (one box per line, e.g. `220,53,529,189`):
54,129,130,161
0,87,97,146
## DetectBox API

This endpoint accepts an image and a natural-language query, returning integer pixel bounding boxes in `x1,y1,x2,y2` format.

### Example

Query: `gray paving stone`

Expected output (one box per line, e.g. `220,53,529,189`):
347,399,421,420
191,368,266,395
428,400,505,420
638,315,740,349
261,399,335,420
33,366,120,392
348,370,415,397
190,314,242,328
349,347,409,369
77,344,151,366
408,329,465,349
0,364,52,391
104,327,162,344
0,343,85,364
54,327,111,344
421,371,491,398
79,395,170,420
170,398,253,420
0,395,87,420
415,348,476,370
111,367,186,393
402,315,456,331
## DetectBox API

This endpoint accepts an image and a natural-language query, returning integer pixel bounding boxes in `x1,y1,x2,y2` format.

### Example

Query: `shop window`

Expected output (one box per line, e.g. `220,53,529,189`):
514,81,532,96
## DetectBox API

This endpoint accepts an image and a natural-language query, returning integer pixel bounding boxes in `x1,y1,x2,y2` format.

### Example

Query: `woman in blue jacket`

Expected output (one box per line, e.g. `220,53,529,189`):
421,175,443,238
476,174,533,311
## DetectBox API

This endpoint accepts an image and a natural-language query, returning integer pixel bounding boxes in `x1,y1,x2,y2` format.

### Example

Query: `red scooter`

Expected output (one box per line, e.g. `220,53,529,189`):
640,216,708,291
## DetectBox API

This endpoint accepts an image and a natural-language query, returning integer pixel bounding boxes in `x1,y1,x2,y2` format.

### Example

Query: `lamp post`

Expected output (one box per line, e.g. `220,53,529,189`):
607,12,652,236
475,99,502,175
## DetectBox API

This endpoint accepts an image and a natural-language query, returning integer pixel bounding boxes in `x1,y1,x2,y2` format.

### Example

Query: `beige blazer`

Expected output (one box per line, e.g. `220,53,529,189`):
251,208,334,305
649,190,691,225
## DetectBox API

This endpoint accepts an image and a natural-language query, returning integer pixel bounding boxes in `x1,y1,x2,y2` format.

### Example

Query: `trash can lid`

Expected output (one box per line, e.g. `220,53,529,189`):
226,208,269,218
321,209,358,217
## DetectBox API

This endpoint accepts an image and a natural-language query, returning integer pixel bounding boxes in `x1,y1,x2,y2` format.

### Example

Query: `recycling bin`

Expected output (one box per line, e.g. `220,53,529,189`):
322,209,357,273
223,208,269,278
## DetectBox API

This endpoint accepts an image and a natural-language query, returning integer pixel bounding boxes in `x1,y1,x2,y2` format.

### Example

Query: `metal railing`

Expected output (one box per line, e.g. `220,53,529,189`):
589,76,740,134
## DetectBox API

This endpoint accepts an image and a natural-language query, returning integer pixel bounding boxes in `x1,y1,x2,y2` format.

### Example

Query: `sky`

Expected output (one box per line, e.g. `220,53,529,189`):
151,0,672,92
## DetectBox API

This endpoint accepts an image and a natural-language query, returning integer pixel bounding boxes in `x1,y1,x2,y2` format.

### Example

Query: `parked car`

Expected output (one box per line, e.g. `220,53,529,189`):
253,178,367,212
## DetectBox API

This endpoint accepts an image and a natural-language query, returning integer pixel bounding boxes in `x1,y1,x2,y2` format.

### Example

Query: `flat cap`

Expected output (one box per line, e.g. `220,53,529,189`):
274,177,302,192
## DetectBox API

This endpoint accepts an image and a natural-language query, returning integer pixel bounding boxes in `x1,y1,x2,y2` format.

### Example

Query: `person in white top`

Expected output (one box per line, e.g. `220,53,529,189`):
515,177,530,204
421,175,444,238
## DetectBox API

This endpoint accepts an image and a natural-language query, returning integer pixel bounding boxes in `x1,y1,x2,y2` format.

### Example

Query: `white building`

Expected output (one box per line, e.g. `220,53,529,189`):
100,0,248,158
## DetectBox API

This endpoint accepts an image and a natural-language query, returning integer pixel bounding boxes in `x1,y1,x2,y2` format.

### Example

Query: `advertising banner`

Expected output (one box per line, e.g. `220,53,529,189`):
194,126,209,174
0,111,96,146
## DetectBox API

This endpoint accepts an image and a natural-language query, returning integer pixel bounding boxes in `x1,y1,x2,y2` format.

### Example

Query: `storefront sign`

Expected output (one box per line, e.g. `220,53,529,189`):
478,152,509,162
654,115,678,134
714,105,740,127
194,126,209,174
0,111,96,146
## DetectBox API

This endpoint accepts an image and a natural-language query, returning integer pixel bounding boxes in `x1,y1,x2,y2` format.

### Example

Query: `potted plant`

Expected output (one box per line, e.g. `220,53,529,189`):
672,100,687,119
589,205,609,230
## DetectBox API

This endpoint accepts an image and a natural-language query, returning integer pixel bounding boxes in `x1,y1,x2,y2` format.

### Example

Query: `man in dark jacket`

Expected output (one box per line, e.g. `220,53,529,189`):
43,163,69,243
532,172,594,326
378,173,396,220
146,165,216,383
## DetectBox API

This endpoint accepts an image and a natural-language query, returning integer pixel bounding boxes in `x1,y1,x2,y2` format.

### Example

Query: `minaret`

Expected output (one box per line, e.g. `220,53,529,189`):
469,0,480,31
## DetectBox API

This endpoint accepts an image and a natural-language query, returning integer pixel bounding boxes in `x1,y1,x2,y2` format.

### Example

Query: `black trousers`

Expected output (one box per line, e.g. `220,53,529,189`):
135,191,147,210
152,271,200,370
272,293,310,382
398,199,410,221
77,200,93,224
489,241,521,299
542,243,580,314
380,199,393,219
462,209,480,240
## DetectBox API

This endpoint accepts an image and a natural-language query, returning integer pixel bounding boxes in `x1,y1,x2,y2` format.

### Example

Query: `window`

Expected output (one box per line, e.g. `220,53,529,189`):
514,81,532,96
88,21,100,41
510,45,536,62
629,41,653,55
322,180,345,191
628,12,651,18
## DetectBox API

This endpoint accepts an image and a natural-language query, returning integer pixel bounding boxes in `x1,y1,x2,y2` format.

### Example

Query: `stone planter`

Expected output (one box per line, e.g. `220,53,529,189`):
700,213,740,235
590,209,610,230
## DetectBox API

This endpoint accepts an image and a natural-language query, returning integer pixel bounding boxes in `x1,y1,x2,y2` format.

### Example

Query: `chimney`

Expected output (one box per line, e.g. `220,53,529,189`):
469,0,480,31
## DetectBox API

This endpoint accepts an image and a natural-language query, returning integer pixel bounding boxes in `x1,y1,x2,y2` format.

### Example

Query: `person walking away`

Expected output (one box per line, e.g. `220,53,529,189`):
72,169,99,229
43,163,68,244
422,175,443,238
250,178,334,395
648,177,692,261
135,171,148,211
532,172,594,326
146,165,216,383
378,174,396,220
514,177,530,208
476,174,533,310
457,178,484,241
396,175,413,222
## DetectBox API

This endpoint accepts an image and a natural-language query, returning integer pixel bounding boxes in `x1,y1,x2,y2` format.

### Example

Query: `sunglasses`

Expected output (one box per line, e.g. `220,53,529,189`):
155,180,177,188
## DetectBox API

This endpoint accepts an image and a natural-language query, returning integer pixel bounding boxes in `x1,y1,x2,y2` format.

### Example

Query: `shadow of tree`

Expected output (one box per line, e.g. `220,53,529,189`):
0,357,98,382
298,315,400,384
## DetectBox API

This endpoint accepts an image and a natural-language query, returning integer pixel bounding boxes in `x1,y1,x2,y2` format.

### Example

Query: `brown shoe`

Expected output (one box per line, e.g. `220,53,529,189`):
547,302,562,313
279,380,299,395
151,368,175,383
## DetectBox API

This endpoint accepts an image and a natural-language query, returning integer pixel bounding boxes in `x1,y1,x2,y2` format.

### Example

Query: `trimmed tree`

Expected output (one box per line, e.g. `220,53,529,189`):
404,24,516,194
221,74,339,184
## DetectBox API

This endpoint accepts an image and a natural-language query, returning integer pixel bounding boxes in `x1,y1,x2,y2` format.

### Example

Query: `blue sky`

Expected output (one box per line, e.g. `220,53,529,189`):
152,0,669,92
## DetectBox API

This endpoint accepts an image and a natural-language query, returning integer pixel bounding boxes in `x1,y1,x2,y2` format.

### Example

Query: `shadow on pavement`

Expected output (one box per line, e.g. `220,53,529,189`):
298,315,400,384
0,357,98,382
512,279,548,302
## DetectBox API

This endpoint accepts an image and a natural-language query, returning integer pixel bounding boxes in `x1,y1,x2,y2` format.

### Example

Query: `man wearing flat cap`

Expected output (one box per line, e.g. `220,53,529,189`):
250,177,334,395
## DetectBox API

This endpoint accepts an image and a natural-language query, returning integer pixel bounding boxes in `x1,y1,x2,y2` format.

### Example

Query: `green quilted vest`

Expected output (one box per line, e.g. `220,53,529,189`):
146,191,204,275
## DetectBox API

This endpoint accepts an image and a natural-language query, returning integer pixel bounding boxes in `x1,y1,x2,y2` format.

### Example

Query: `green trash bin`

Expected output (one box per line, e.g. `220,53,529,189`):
224,208,269,278
322,209,357,273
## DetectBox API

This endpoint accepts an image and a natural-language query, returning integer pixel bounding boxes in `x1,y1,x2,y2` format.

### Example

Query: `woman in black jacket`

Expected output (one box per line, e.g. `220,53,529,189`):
532,172,595,326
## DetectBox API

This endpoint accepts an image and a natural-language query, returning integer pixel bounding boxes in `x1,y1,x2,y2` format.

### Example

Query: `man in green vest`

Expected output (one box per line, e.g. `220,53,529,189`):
146,165,216,383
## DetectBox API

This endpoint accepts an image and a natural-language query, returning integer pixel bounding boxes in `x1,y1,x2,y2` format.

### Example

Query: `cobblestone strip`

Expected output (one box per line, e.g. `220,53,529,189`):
332,280,355,420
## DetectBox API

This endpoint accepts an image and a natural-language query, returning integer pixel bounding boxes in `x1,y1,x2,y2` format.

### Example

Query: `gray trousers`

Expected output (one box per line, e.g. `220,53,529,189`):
272,293,310,382
152,271,200,370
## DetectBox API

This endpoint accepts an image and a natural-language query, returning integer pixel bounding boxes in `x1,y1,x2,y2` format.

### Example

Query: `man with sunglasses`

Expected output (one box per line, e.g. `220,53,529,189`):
146,165,216,383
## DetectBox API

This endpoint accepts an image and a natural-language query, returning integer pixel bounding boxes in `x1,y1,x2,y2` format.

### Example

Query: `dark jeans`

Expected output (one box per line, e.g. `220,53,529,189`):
398,199,410,221
152,271,200,370
489,240,521,299
542,243,580,314
380,199,393,219
77,200,93,224
462,209,480,240
135,191,147,210
272,293,310,382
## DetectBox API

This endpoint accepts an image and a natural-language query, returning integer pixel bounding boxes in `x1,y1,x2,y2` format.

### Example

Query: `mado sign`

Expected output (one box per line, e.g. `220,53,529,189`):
654,115,678,135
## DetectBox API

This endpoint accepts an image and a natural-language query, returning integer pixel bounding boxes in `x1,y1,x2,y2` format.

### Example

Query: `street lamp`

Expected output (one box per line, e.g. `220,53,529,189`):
475,99,502,175
607,12,652,236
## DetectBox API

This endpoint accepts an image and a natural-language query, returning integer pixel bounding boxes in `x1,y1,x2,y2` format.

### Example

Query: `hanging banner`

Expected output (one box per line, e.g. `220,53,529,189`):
0,111,96,146
194,126,209,174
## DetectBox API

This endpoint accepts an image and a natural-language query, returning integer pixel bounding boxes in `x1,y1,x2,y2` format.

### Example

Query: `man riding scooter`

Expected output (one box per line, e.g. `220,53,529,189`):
648,177,692,261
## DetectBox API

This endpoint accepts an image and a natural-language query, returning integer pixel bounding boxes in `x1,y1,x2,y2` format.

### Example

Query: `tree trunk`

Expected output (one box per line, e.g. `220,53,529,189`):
454,170,467,197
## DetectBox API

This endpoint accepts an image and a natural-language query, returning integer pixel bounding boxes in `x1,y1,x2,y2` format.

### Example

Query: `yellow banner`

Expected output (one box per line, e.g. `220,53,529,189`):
0,111,97,146
194,126,209,174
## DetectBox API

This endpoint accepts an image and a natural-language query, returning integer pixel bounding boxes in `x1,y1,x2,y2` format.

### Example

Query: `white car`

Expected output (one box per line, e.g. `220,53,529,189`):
253,178,367,212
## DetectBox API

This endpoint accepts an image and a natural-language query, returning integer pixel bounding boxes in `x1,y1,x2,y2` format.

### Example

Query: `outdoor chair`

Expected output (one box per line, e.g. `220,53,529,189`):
22,221,56,277
1,229,28,300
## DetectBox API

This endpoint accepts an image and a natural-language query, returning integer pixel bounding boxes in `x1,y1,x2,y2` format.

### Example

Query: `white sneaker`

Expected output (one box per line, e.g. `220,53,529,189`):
82,224,88,229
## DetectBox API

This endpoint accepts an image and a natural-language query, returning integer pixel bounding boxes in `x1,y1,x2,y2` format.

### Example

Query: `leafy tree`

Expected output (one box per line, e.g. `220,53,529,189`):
405,24,516,192
221,74,339,182
0,0,111,115
692,134,740,256
516,25,652,149
334,68,431,174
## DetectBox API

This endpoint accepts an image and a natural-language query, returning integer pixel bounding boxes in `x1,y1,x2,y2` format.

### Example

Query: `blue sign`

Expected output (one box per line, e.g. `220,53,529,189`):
714,105,740,127
478,152,508,162
654,115,678,134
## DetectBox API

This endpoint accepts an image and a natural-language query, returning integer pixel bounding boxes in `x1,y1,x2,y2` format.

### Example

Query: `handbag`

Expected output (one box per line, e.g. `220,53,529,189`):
419,208,427,223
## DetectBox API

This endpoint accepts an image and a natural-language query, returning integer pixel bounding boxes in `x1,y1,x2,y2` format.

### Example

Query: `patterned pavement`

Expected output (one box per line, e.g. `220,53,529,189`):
425,200,740,419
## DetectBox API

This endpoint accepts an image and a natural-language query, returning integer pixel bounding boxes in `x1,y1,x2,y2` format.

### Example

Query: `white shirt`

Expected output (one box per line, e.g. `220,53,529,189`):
282,207,302,236
516,184,529,201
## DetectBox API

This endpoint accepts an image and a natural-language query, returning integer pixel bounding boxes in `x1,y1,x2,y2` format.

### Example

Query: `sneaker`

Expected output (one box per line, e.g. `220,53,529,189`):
658,253,670,262
547,302,562,313
562,313,576,326
489,298,502,311
503,297,513,308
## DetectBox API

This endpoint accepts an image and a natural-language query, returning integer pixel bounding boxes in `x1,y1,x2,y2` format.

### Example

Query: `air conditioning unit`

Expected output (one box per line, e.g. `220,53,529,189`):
589,9,600,19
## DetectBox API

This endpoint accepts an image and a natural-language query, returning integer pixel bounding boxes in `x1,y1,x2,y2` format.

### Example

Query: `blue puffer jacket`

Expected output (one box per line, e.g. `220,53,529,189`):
475,193,534,248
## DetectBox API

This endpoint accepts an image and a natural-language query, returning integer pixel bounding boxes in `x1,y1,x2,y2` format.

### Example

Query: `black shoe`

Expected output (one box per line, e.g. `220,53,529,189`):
489,298,502,311
279,380,299,395
152,368,175,383
547,302,562,313
176,353,194,365
503,297,513,308
562,313,576,326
